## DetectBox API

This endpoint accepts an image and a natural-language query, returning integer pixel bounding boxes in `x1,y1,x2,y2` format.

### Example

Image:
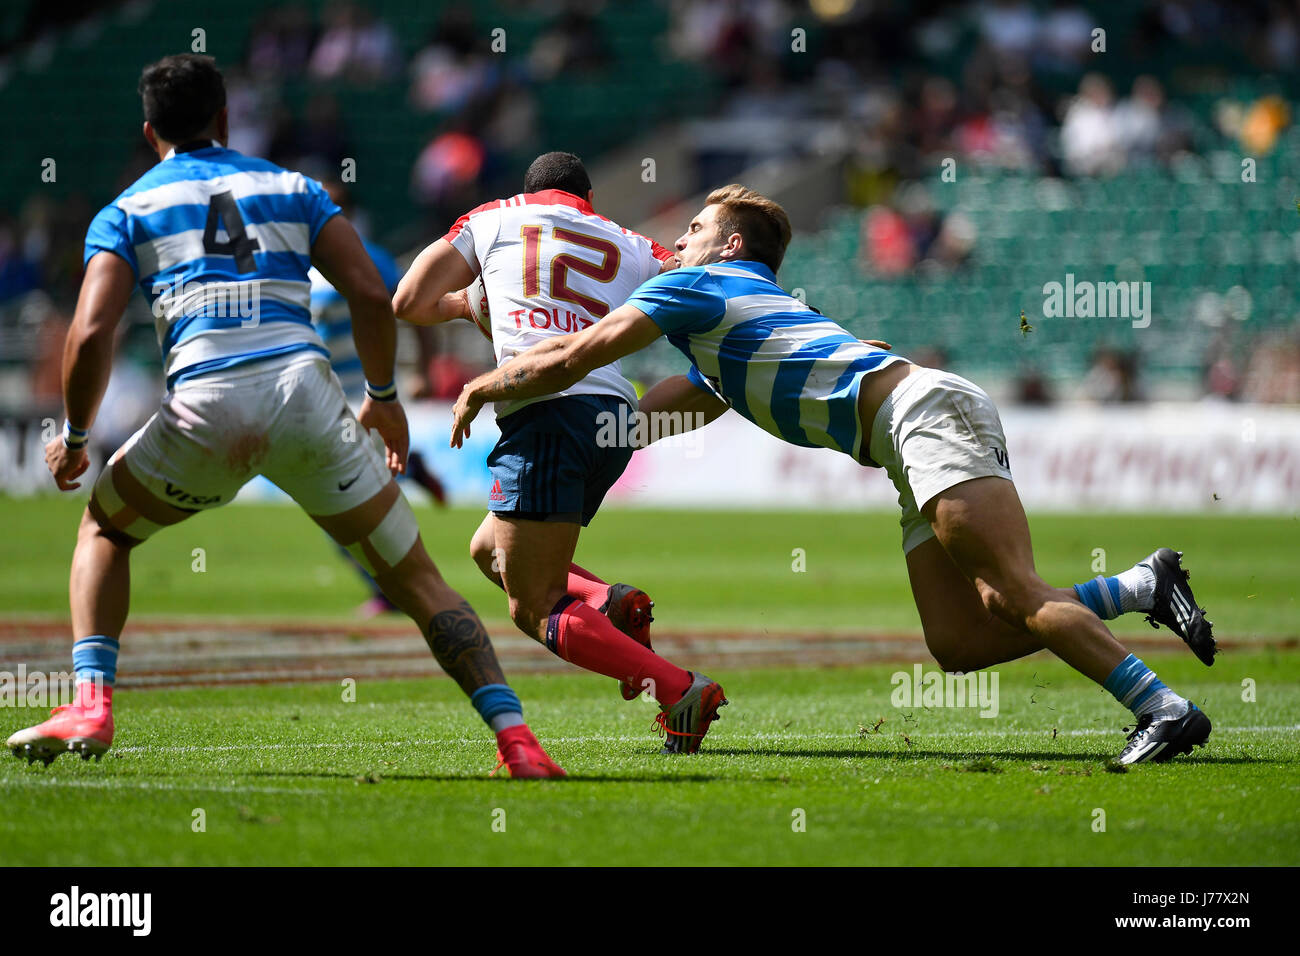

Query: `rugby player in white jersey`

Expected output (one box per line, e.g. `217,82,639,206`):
6,54,563,778
449,184,1217,765
394,152,726,754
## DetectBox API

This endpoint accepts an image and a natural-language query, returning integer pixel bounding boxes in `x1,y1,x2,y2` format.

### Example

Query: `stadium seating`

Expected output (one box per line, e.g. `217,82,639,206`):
0,0,714,241
779,136,1300,390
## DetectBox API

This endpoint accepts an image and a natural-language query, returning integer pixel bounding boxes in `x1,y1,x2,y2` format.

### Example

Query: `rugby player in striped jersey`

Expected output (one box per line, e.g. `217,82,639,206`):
7,55,562,777
450,184,1216,765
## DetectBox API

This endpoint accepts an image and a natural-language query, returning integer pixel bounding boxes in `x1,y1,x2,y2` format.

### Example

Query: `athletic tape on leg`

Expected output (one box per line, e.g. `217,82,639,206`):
346,492,419,575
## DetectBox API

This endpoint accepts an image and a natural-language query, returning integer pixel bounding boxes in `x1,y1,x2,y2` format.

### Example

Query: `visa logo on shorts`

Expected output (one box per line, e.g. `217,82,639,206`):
164,482,221,507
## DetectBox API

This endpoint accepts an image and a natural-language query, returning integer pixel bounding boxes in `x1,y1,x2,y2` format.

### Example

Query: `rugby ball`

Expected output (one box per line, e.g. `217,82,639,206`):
466,273,492,341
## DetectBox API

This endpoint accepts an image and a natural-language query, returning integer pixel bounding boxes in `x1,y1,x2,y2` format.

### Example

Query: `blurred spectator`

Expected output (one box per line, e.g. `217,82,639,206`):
1060,73,1124,176
408,11,493,114
1254,1,1299,71
1016,370,1054,405
861,204,915,276
411,128,487,227
1203,356,1241,401
1081,348,1142,402
921,210,977,272
529,5,612,81
1036,1,1096,71
1113,75,1192,164
1238,94,1291,155
246,5,316,79
308,2,400,85
28,293,70,403
224,71,278,159
424,354,484,401
0,218,41,303
977,0,1040,59
1241,334,1300,404
911,346,951,370
268,93,351,173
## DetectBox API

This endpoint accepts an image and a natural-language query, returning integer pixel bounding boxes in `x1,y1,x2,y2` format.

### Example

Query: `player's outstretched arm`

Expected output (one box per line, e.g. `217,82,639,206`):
450,304,663,447
635,375,730,447
45,251,135,490
392,238,477,326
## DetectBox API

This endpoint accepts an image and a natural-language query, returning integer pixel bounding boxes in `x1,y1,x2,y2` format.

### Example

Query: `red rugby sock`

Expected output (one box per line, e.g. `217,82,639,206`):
566,563,611,607
546,598,689,706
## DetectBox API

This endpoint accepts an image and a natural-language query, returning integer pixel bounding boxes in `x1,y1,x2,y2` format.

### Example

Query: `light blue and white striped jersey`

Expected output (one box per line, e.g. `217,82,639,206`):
626,260,907,460
309,239,401,404
83,142,340,389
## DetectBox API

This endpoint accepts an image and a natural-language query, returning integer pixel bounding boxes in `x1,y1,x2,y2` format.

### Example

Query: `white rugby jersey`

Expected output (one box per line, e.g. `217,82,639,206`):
443,189,674,416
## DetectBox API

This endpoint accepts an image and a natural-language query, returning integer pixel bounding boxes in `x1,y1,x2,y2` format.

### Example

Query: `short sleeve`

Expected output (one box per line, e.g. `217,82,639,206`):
84,204,138,276
303,176,343,244
442,199,504,273
624,269,726,334
648,240,676,263
686,363,710,391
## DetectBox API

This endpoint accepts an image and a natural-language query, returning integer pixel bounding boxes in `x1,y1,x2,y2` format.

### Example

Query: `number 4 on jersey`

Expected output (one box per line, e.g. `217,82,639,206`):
203,190,261,273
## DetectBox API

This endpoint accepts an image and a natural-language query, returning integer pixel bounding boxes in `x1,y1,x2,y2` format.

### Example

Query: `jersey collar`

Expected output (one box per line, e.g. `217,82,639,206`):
710,259,778,282
162,139,222,161
523,189,594,214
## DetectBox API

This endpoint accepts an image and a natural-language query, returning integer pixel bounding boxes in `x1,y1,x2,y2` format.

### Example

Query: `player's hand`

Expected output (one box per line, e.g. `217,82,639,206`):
862,339,892,350
450,385,483,449
45,436,90,491
358,396,409,475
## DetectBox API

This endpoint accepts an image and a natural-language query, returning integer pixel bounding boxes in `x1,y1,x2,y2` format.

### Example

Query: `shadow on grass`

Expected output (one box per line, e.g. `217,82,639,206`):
240,769,724,784
704,747,1271,764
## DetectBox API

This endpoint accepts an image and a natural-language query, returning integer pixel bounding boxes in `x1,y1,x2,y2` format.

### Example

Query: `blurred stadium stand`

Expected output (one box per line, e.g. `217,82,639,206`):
0,0,1297,425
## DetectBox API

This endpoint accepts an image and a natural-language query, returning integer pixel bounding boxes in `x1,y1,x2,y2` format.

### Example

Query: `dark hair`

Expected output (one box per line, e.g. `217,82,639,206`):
705,184,793,273
138,54,226,143
523,151,591,198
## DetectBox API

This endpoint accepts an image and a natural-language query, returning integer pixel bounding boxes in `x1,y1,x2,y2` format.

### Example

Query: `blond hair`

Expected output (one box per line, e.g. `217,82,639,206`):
704,184,793,272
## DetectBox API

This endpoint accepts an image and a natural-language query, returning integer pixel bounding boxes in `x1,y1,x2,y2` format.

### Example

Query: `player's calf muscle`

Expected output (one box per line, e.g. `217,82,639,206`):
424,598,507,694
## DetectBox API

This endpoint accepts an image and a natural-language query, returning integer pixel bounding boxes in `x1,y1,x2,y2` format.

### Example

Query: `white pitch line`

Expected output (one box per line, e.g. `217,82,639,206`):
0,777,326,796
103,724,1300,753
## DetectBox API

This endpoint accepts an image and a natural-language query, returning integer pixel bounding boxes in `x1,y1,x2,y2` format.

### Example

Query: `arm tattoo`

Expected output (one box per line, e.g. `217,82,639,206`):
425,598,508,696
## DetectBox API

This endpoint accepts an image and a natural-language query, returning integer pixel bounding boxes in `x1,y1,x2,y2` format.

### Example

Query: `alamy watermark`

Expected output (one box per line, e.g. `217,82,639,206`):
152,276,262,328
0,667,103,715
595,410,709,457
891,664,999,718
1042,273,1151,329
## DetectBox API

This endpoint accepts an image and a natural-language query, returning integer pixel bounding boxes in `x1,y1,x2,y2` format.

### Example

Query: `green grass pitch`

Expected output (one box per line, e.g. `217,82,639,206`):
0,495,1296,866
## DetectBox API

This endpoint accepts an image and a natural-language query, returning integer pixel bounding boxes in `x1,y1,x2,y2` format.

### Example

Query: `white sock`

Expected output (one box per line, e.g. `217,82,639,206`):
1135,688,1187,719
489,711,526,733
1115,564,1157,613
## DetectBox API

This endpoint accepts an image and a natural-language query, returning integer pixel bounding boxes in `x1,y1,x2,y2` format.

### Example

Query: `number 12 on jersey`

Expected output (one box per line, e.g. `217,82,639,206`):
520,224,621,317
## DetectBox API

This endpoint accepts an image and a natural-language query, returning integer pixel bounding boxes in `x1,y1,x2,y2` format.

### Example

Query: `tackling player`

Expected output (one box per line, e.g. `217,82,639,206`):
449,184,1217,765
394,152,726,754
5,55,563,778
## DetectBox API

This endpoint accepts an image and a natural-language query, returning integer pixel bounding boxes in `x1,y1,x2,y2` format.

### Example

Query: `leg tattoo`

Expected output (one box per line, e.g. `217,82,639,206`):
425,599,508,696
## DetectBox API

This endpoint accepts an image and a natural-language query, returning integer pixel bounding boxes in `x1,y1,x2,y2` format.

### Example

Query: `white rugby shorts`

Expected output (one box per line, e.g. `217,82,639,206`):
95,354,391,532
867,367,1014,554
